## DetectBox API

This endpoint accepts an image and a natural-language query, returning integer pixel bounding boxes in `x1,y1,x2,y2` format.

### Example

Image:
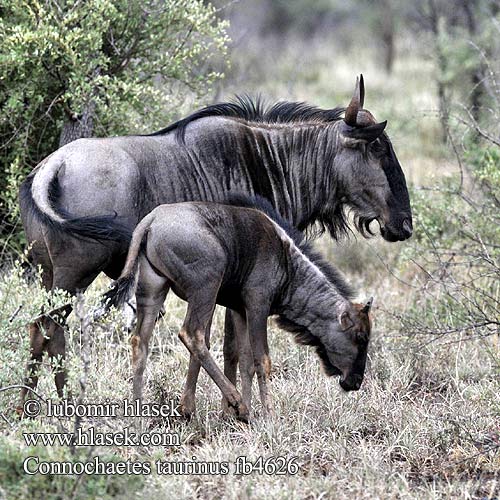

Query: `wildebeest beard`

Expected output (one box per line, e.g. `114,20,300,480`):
304,196,378,241
275,317,342,377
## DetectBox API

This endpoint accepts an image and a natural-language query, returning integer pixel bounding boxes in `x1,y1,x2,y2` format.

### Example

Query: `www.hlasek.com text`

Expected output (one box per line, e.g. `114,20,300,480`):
23,426,180,448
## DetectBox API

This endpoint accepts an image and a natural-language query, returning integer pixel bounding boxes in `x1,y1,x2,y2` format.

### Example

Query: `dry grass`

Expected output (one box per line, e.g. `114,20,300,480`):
0,280,498,499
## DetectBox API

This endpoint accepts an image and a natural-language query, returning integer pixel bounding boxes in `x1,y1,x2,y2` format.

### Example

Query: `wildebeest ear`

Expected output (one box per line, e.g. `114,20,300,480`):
341,121,387,146
339,310,354,330
362,297,373,314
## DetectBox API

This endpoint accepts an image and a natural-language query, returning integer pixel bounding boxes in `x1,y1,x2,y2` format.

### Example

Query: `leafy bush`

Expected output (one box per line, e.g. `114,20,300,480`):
0,0,229,253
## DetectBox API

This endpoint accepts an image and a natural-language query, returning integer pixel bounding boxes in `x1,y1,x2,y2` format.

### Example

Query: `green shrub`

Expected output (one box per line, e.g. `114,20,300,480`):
0,0,229,254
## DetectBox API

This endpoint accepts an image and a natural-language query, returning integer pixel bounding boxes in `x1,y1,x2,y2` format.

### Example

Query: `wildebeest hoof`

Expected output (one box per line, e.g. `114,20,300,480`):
235,402,249,423
221,398,237,418
179,403,196,421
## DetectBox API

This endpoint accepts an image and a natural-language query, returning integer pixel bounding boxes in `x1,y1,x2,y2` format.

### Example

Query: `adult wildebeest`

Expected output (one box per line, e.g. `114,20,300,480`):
18,75,410,409
103,198,372,421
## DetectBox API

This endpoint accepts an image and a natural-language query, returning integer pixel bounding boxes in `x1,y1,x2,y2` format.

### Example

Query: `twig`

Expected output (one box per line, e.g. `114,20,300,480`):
0,384,47,400
8,305,23,323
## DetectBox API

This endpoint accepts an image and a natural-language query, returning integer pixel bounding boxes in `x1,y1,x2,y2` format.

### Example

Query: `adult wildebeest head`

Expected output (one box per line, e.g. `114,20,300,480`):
145,75,412,243
333,76,413,242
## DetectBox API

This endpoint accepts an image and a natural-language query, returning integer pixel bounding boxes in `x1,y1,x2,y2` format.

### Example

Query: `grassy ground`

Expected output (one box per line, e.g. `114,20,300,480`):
0,36,498,499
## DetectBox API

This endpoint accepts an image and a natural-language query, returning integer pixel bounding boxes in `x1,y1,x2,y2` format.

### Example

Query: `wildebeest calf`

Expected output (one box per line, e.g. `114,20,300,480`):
105,198,372,421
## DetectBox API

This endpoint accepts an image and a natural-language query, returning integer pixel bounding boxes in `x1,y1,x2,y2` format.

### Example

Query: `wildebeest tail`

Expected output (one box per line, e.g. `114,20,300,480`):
19,155,132,245
102,272,137,311
102,212,156,310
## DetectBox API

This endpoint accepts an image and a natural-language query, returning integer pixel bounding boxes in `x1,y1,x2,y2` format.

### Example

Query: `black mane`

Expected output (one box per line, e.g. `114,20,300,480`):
149,95,344,143
274,316,342,377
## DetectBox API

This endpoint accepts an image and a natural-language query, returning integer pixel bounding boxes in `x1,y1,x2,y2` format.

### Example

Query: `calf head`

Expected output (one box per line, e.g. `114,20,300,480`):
320,298,373,391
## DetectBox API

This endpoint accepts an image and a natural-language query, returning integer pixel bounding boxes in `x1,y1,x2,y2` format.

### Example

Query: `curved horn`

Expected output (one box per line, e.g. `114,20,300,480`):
344,74,365,126
362,296,373,314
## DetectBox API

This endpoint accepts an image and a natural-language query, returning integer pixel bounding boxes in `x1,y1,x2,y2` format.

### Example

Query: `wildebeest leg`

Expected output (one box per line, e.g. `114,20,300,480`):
179,317,212,419
46,316,69,399
246,309,273,417
221,309,247,415
222,310,238,383
18,264,54,414
236,317,255,415
24,303,73,402
19,236,117,415
18,321,48,414
20,302,78,409
19,269,73,406
131,257,169,402
42,266,100,399
178,292,249,422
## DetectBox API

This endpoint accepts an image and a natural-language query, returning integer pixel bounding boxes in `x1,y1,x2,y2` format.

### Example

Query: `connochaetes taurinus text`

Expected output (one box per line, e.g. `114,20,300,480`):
18,76,410,405
104,198,372,421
